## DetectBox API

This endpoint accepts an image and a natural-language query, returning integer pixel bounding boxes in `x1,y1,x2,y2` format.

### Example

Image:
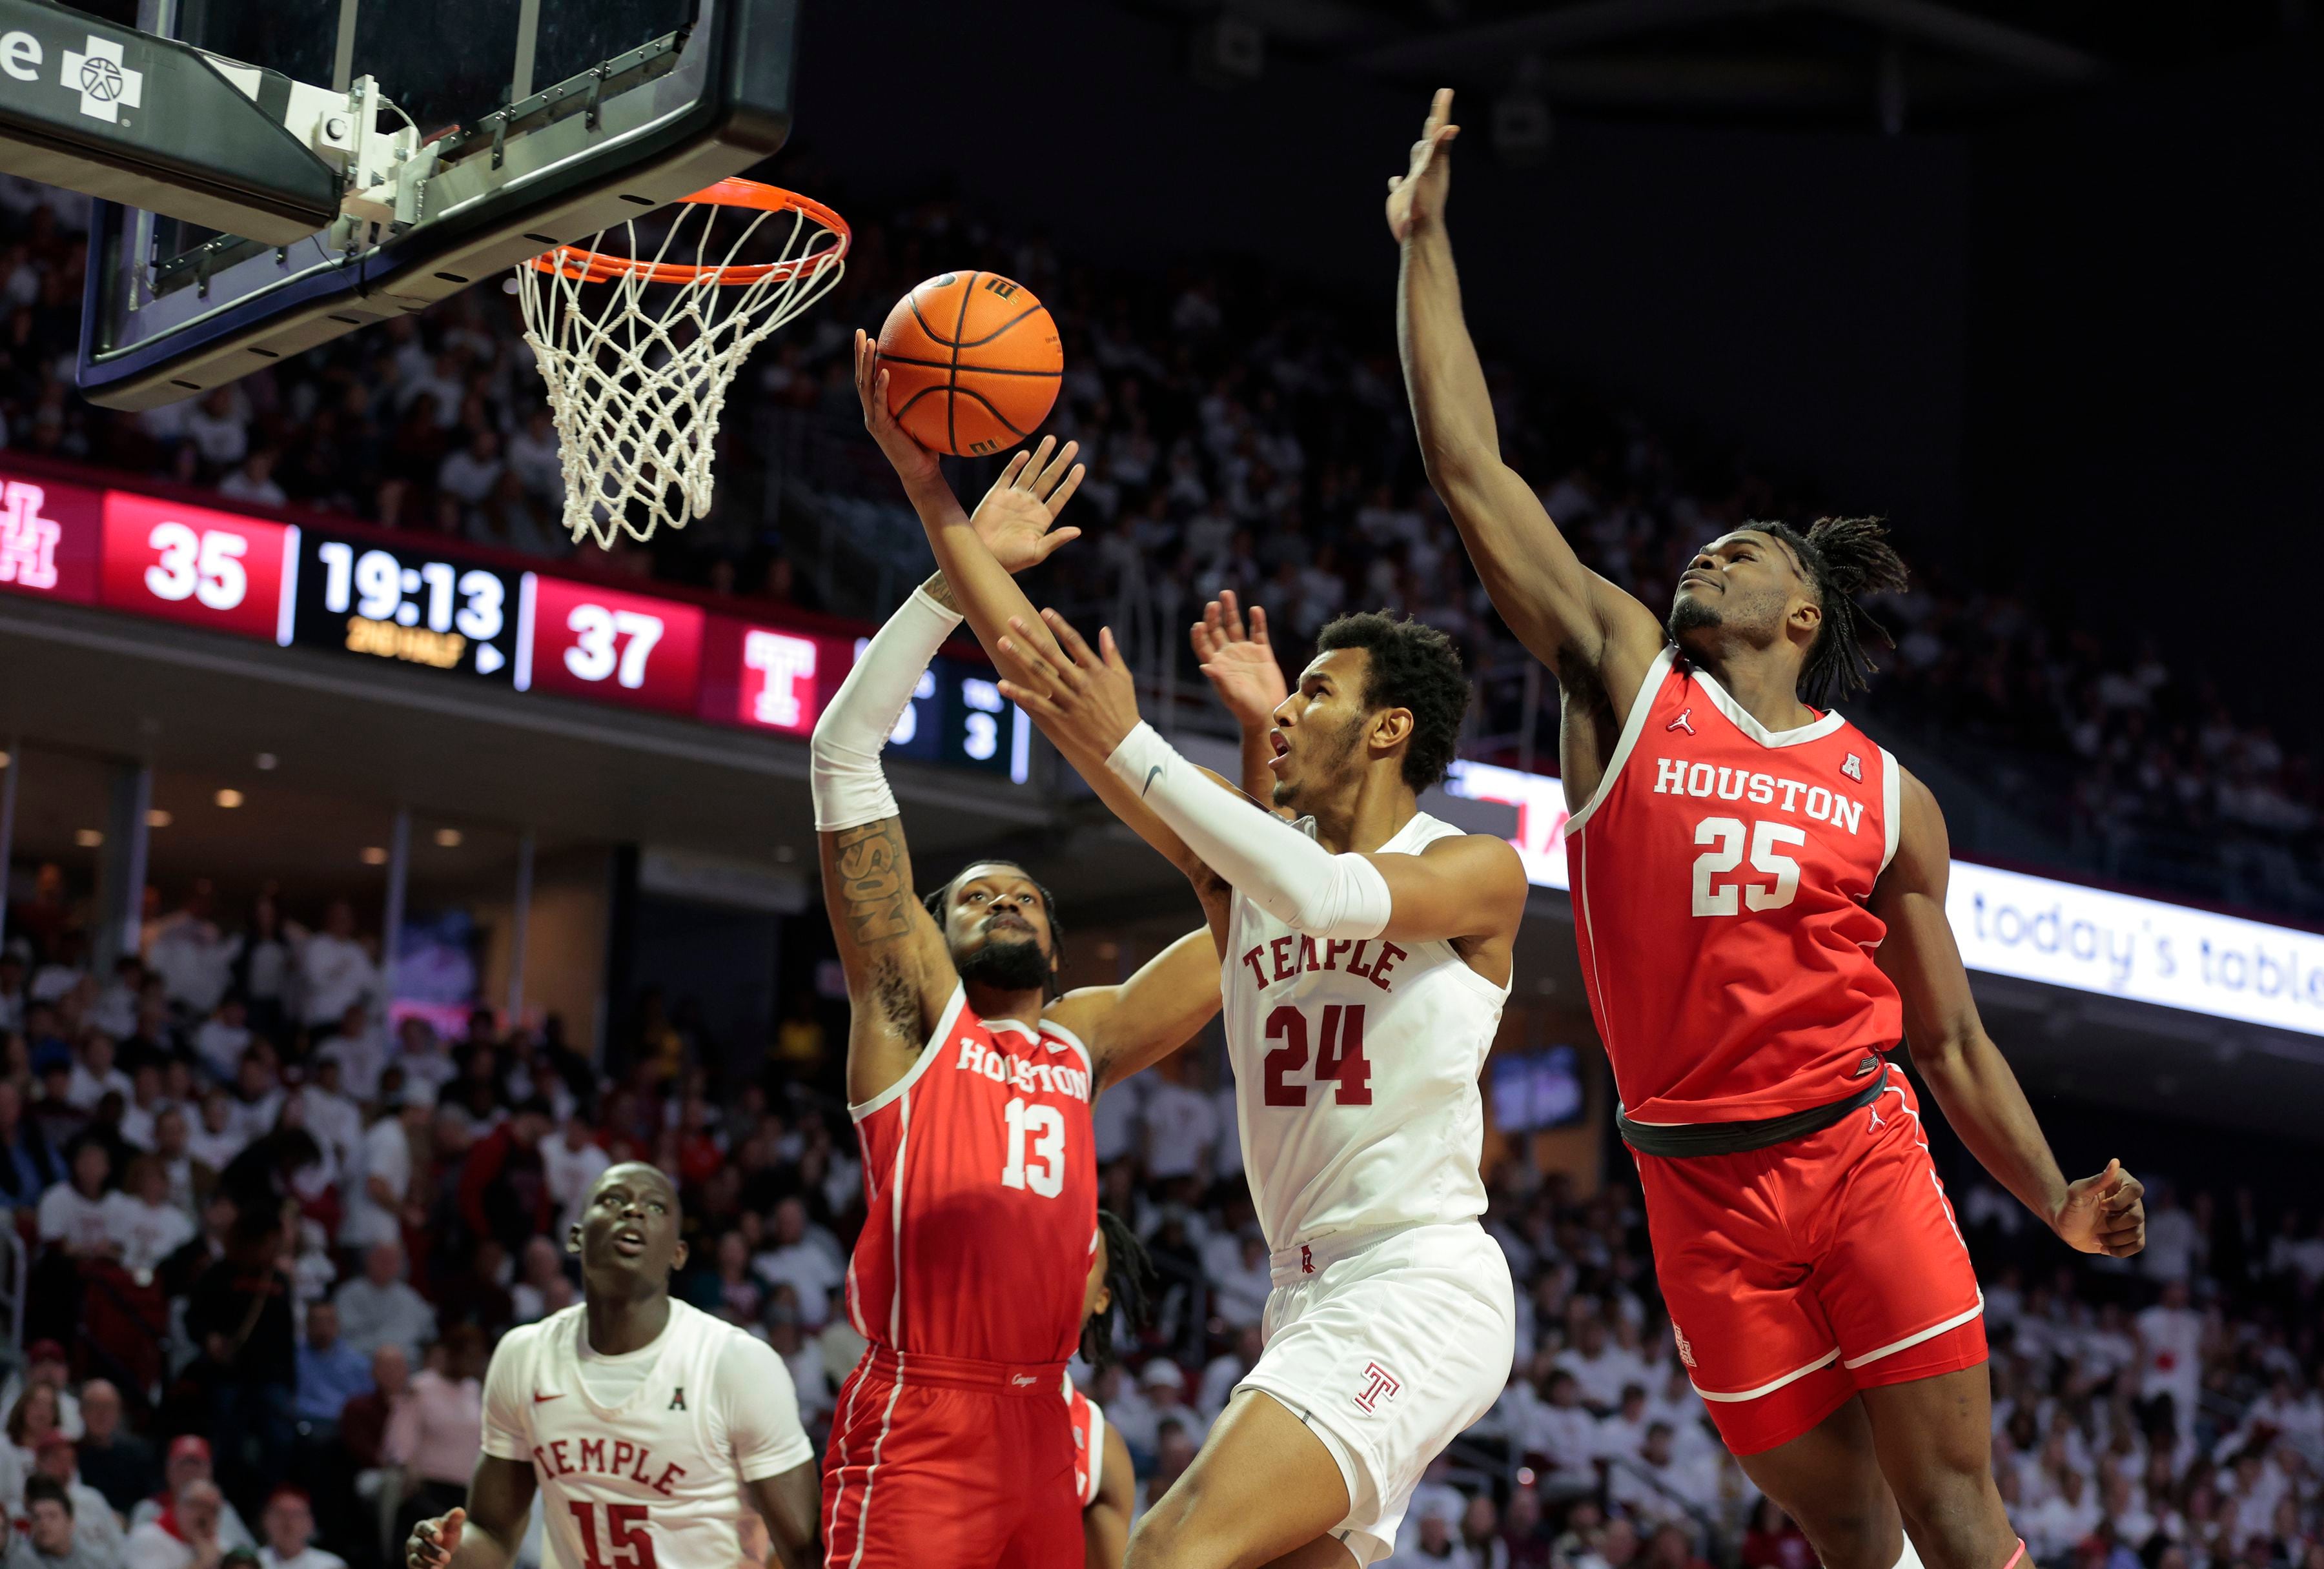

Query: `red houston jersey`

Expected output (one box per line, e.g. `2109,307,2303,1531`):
1065,1375,1106,1508
1567,647,1906,1124
845,985,1097,1366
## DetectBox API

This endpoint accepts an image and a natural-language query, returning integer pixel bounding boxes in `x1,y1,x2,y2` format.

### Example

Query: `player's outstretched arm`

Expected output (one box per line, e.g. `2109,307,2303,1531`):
1390,89,1664,700
1190,591,1291,811
405,1459,535,1569
1084,1421,1137,1569
1872,769,2147,1257
1001,611,1530,951
811,580,972,1108
1050,927,1225,1097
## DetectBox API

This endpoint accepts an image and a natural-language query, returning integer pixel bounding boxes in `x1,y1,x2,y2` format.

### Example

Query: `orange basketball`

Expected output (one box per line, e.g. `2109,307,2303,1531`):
877,272,1063,458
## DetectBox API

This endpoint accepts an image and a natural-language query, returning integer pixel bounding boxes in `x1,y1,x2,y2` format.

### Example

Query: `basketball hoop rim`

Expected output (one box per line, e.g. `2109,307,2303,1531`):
527,179,851,286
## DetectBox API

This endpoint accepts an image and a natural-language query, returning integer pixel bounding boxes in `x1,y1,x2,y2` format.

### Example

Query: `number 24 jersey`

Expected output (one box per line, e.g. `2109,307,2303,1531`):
1223,811,1513,1253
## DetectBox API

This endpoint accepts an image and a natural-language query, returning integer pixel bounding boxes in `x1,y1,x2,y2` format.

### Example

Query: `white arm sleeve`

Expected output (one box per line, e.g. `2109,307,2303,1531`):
717,1335,816,1481
1105,722,1392,939
809,585,962,833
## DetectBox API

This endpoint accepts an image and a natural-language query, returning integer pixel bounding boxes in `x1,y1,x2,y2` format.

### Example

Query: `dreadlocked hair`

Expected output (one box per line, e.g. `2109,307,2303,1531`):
1753,516,1911,707
1081,1208,1154,1370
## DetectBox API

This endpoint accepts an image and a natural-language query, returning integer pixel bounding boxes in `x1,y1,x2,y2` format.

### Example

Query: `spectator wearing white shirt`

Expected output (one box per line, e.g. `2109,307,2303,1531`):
2141,1186,2202,1284
312,1009,387,1104
1197,1326,1263,1425
391,1019,456,1099
256,1488,343,1569
183,386,251,469
340,1090,425,1250
190,1000,254,1087
37,1142,114,1258
1209,1228,1272,1332
218,450,288,508
436,429,505,507
2135,1280,2205,1440
1137,1359,1211,1444
1595,1384,1654,1466
540,1113,611,1237
1091,1072,1143,1166
1525,1370,1602,1496
87,958,141,1040
99,1156,194,1275
2023,1466,2103,1564
144,885,239,1017
296,904,378,1030
1141,1057,1219,1185
749,1197,846,1330
298,1058,363,1181
65,1035,131,1113
1555,1316,1642,1415
1604,1422,1716,1538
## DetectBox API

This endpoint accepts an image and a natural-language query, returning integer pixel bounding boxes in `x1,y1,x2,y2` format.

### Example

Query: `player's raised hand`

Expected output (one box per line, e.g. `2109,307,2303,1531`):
2054,1159,2146,1257
1191,591,1289,729
1386,88,1460,243
996,609,1143,761
407,1507,465,1569
853,329,942,487
968,437,1085,574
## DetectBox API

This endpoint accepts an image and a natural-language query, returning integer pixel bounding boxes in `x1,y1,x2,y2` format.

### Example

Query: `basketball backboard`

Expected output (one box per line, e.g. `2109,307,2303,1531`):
76,0,801,410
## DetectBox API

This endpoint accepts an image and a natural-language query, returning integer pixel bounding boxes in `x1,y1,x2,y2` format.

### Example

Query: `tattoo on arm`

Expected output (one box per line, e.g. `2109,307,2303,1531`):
870,954,922,1043
921,572,958,612
833,820,917,946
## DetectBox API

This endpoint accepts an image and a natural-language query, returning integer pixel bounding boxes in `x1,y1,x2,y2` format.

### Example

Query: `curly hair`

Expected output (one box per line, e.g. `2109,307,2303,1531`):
1080,1208,1154,1370
1314,611,1470,790
1753,516,1911,707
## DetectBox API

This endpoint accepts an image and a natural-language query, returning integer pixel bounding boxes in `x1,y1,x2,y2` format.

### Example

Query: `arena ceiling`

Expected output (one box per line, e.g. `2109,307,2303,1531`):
1128,0,2301,125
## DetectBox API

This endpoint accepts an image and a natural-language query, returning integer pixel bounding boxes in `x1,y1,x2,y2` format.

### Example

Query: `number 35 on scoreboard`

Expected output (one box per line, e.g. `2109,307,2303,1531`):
517,576,705,714
97,493,294,642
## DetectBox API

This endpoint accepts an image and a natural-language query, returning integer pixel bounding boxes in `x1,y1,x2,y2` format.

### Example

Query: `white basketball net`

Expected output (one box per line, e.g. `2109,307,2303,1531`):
517,198,847,549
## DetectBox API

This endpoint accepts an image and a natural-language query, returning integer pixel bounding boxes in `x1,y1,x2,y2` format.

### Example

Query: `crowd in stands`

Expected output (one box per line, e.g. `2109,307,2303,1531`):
0,867,2322,1569
1,170,2316,916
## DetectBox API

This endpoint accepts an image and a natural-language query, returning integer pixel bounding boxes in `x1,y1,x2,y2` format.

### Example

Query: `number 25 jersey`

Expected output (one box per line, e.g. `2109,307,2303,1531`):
1567,646,1905,1127
1223,811,1512,1253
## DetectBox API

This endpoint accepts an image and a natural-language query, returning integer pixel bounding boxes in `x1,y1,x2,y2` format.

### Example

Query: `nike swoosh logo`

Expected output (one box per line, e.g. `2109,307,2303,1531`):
1143,765,1163,797
533,1393,564,1404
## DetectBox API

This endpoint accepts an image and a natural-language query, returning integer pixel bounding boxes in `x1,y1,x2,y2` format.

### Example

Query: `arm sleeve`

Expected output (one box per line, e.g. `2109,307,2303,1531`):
809,586,962,833
716,1335,816,1481
1104,722,1392,939
478,1337,533,1462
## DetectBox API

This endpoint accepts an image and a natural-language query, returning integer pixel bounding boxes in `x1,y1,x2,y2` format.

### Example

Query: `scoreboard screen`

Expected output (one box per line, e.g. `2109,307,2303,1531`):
287,531,525,681
0,460,1032,787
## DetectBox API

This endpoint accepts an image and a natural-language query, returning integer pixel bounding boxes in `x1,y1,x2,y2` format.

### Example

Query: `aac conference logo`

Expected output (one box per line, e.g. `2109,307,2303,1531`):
63,36,141,123
0,28,144,125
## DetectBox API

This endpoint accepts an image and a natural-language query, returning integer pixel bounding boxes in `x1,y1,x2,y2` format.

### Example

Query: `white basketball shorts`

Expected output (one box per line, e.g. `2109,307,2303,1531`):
1234,1220,1516,1565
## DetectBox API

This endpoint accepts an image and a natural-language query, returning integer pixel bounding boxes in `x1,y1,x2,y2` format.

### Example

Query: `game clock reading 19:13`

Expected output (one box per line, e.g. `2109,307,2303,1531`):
289,531,524,682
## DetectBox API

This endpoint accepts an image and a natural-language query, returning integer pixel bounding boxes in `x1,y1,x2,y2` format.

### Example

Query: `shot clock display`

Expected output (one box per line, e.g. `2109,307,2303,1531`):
289,532,525,682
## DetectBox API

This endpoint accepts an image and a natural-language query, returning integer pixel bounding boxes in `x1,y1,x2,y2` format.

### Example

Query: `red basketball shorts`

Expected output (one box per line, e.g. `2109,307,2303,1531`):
822,1348,1081,1569
1634,1068,1986,1456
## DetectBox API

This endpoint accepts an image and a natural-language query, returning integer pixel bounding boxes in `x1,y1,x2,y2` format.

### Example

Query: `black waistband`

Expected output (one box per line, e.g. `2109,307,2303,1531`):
1618,1066,1888,1158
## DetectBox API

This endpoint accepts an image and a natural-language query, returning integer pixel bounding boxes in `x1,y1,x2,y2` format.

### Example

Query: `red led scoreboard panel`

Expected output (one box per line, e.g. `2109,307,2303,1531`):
0,463,1027,782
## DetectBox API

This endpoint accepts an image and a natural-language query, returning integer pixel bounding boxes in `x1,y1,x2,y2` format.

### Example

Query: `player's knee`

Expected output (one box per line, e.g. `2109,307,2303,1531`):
1123,1484,1240,1569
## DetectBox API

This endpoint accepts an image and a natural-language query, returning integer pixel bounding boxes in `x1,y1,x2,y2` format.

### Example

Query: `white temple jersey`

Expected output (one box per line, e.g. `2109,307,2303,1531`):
481,1299,813,1569
1221,811,1511,1251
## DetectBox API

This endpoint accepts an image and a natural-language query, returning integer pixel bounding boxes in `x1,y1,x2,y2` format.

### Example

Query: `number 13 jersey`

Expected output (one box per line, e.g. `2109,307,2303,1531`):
1567,646,1905,1127
1223,811,1511,1253
845,985,1097,1365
